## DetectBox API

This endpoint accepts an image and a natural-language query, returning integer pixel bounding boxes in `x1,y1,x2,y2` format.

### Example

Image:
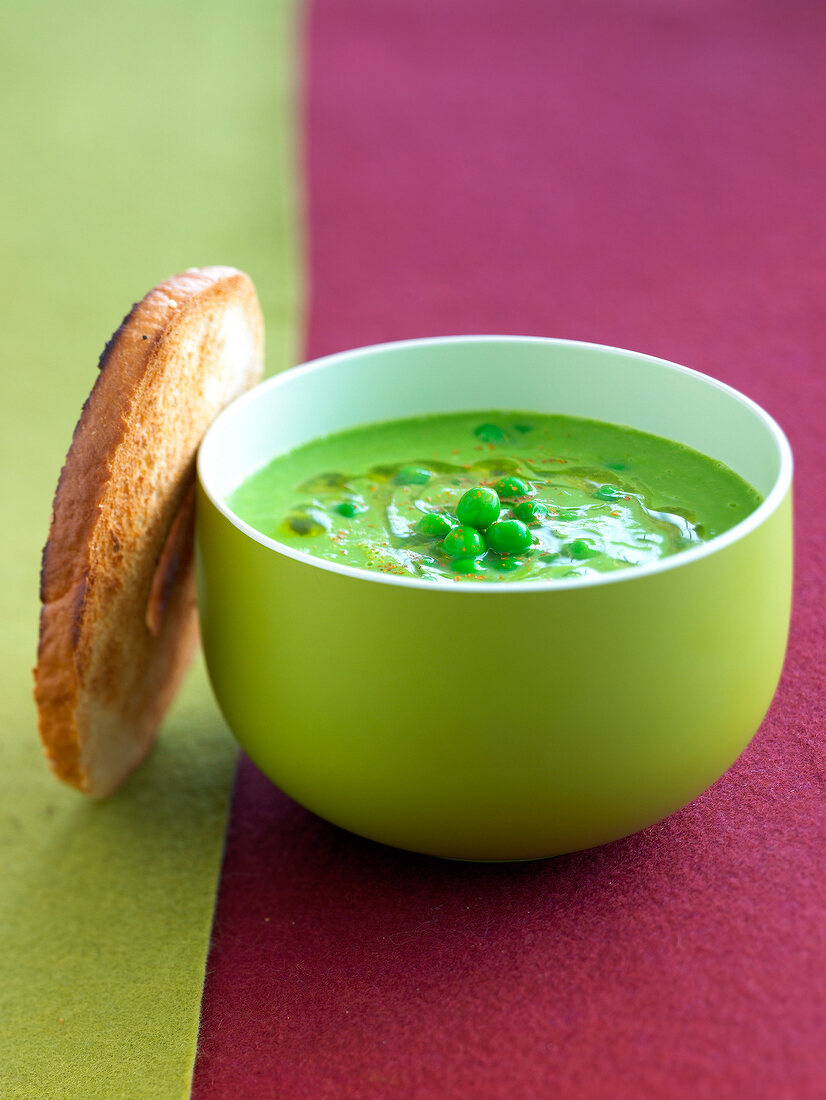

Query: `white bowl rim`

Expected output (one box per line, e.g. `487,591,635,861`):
197,335,793,595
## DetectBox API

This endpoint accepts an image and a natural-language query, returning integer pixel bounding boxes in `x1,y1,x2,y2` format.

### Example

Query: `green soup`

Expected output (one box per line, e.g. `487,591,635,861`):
227,411,762,583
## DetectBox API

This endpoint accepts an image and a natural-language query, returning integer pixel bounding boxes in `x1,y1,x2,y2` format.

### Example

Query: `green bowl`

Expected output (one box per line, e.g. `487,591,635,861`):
196,337,792,860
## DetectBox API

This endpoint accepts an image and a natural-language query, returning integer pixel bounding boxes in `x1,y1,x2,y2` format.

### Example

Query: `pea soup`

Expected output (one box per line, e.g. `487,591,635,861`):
228,412,762,583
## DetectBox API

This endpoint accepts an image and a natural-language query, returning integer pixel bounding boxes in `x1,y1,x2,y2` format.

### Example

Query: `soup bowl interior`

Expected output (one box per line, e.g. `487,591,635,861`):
201,336,785,508
197,337,792,860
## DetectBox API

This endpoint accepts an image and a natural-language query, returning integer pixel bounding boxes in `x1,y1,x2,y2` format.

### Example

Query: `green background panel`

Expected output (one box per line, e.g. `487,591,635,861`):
0,2,302,1096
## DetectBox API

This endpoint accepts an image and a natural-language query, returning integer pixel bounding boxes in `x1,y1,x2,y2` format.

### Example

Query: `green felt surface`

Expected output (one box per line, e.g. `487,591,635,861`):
0,2,301,1096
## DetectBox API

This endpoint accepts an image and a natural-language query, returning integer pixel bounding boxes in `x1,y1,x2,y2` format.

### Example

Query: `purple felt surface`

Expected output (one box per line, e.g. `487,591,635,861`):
192,2,826,1097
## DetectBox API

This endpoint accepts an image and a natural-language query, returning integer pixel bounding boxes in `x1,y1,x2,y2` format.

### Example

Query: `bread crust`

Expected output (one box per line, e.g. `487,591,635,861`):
34,267,264,795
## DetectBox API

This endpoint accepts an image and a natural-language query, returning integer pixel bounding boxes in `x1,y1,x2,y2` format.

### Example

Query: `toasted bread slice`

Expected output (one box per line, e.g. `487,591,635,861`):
34,267,264,796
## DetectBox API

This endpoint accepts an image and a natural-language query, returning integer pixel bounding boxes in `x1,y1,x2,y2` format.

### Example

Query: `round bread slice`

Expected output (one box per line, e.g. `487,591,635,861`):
34,266,265,796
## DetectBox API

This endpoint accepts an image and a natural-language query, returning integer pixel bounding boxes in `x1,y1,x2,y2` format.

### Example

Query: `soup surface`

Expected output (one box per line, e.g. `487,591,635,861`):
227,411,762,583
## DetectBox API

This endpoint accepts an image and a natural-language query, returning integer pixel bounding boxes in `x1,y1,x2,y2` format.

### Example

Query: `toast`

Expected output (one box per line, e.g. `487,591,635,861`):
34,267,264,796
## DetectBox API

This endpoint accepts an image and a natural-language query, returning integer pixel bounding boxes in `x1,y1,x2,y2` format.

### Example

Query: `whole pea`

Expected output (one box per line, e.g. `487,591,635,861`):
451,557,485,575
493,475,533,500
486,519,532,555
417,512,455,537
513,500,549,526
395,465,432,485
456,486,500,530
442,526,487,559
